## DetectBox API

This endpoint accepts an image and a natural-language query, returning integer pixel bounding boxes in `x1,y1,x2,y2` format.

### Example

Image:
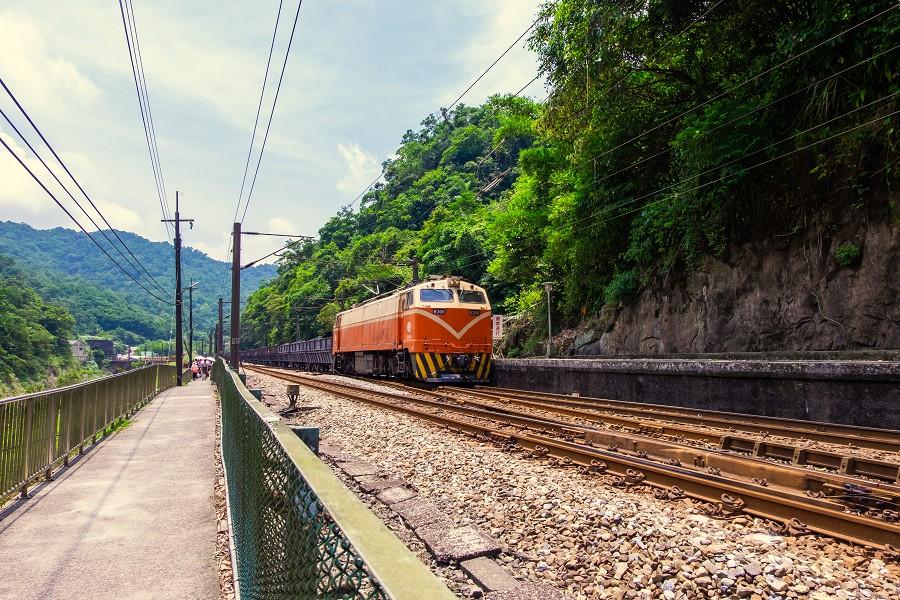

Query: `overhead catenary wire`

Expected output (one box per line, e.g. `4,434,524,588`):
117,0,172,242
0,76,171,296
344,10,556,212
221,0,302,303
0,105,170,296
571,2,900,173
432,5,900,272
230,0,285,228
0,135,173,305
585,42,900,190
447,102,900,274
239,0,304,224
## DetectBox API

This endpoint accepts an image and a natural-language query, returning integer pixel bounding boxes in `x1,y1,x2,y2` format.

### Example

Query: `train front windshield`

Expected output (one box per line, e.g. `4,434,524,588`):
420,289,454,302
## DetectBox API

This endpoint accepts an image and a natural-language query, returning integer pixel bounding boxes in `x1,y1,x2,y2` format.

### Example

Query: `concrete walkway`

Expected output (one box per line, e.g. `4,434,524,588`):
0,380,218,600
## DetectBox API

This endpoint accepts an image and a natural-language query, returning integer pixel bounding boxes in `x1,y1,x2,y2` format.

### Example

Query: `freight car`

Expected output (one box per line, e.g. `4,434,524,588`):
332,275,492,383
242,336,332,371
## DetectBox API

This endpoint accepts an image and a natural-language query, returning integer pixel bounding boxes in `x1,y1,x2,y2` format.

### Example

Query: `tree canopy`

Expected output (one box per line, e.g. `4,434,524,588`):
245,0,898,353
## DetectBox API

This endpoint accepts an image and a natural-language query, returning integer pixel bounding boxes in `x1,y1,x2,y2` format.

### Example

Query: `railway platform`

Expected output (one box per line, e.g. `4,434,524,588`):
0,380,218,600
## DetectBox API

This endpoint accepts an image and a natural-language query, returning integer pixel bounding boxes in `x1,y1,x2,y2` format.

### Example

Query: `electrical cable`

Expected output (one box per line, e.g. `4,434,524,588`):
0,105,167,294
345,10,557,211
585,42,900,189
0,77,172,296
117,0,172,242
239,0,304,223
448,104,900,274
230,0,284,228
572,3,900,172
125,0,172,222
0,135,173,305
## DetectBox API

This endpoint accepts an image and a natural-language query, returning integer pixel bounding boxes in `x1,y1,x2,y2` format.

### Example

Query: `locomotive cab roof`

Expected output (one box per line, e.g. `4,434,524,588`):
342,275,489,312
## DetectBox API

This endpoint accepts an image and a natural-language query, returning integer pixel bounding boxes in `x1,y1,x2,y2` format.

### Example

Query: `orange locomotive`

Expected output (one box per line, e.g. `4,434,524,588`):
333,275,493,383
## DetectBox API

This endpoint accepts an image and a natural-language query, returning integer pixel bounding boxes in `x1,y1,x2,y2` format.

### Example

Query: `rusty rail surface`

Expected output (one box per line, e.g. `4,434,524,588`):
439,388,900,486
245,365,900,551
473,386,900,453
0,364,179,504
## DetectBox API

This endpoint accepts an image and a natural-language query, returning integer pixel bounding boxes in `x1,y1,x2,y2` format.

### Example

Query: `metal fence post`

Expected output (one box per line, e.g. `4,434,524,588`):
45,394,58,481
20,398,34,498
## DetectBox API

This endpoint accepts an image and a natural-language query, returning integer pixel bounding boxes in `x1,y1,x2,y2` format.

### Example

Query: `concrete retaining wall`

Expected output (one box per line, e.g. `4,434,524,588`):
492,358,900,429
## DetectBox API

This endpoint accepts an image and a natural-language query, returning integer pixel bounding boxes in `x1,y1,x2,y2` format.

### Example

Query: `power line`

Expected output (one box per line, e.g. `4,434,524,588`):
118,0,172,242
345,10,551,211
443,16,541,117
125,0,170,220
449,102,900,274
239,0,304,223
0,102,170,296
585,42,900,190
230,0,284,228
572,2,900,172
433,6,900,272
0,77,171,295
0,134,173,305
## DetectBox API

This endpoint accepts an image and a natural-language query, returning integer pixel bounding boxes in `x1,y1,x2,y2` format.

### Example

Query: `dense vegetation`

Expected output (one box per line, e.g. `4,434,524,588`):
244,0,898,352
0,221,276,347
0,256,77,394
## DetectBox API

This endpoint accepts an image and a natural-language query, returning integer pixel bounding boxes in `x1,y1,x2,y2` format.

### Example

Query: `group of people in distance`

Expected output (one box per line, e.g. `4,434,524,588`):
191,356,214,380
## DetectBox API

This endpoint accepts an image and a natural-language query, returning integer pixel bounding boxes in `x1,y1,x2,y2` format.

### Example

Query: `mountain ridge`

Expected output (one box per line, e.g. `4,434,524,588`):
0,220,276,343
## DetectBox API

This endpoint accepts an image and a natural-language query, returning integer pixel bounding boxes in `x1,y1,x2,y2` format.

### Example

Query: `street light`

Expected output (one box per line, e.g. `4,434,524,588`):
543,281,554,357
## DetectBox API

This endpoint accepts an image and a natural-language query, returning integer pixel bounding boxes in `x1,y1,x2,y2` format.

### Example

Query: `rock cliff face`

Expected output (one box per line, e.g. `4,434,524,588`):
573,218,899,355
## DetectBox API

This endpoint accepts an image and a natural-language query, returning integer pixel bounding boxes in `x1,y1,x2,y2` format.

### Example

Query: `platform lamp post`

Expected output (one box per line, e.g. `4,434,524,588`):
543,281,554,357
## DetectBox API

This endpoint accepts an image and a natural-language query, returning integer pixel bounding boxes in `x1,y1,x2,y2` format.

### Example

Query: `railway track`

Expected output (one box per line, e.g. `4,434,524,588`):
244,364,900,552
469,386,900,453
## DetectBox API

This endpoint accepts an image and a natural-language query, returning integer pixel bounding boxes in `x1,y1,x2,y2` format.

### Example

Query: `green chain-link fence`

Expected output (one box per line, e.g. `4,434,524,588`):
213,359,455,600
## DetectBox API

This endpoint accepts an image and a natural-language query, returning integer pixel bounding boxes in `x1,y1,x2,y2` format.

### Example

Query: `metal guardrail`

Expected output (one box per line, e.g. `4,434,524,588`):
0,364,179,504
213,359,455,600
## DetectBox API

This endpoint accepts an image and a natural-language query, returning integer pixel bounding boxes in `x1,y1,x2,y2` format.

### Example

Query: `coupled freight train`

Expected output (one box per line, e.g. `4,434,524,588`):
242,275,493,384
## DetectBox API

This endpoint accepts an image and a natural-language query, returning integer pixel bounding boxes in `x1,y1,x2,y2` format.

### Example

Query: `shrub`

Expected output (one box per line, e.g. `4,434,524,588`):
834,242,862,267
603,269,638,306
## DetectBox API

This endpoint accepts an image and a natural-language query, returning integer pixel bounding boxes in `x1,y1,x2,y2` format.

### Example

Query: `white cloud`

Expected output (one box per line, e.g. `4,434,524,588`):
0,11,100,113
335,141,380,198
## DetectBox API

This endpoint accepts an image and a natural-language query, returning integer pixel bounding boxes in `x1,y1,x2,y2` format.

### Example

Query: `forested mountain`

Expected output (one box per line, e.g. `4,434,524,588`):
0,255,75,394
0,221,276,345
246,0,899,354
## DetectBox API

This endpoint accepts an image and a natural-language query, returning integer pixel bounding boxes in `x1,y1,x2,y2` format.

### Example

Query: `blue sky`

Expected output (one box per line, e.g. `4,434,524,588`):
0,0,544,264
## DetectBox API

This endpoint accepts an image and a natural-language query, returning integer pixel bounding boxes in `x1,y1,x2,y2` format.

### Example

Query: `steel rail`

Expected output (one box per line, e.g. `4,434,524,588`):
249,366,900,497
467,386,900,453
441,388,900,485
245,365,900,550
353,376,900,486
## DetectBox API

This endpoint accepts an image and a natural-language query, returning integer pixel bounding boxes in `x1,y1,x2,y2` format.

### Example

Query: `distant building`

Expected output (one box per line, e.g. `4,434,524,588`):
69,340,88,363
86,339,115,359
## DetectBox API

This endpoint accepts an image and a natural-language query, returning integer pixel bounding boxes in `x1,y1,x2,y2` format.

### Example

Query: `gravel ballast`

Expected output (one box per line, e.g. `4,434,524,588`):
247,370,900,600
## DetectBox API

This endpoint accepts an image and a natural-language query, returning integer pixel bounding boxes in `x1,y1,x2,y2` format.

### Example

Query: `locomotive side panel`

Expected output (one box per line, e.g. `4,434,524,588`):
333,293,402,353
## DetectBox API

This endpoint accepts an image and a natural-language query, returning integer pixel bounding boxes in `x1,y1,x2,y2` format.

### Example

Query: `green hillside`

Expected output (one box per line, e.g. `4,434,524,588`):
243,0,899,353
0,221,276,345
0,255,76,394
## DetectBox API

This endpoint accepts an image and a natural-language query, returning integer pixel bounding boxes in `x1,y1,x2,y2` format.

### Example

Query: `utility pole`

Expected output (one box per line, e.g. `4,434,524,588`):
543,281,553,357
217,297,227,355
186,280,198,368
230,222,241,370
411,253,420,283
162,192,193,385
208,330,213,357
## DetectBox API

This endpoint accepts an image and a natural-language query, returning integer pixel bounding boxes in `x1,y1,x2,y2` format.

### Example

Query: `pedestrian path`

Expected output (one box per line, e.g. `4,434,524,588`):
0,380,218,600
